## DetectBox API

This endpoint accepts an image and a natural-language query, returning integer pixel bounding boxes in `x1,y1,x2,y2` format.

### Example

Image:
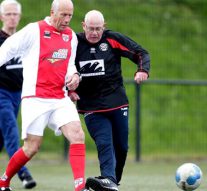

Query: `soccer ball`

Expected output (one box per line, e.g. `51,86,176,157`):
175,163,202,191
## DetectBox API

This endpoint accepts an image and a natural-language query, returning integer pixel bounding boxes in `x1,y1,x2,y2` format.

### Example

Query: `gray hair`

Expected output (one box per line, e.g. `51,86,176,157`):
51,0,59,13
0,0,21,15
84,10,105,24
51,0,73,14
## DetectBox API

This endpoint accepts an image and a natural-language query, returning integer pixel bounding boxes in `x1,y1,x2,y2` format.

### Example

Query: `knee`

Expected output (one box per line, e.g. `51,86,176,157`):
96,141,112,151
120,144,128,153
118,145,128,154
22,141,41,158
63,122,85,144
75,128,85,143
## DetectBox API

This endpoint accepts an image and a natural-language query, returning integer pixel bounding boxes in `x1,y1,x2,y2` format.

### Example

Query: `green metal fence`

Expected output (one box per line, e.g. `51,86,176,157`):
126,79,207,161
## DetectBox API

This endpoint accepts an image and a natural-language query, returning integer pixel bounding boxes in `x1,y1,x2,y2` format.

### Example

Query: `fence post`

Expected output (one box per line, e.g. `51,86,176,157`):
135,84,141,162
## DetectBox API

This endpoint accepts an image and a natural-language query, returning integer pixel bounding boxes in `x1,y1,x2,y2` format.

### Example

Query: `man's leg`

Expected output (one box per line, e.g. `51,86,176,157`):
61,122,86,191
1,90,36,189
69,143,86,191
0,134,41,190
4,118,36,189
110,107,129,184
84,113,118,191
0,148,31,189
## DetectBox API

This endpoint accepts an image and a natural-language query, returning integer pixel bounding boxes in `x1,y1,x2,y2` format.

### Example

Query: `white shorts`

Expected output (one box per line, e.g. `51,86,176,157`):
21,97,80,139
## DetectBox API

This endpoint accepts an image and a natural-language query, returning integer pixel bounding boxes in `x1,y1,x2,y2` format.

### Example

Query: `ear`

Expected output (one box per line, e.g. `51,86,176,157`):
50,9,54,16
82,21,86,30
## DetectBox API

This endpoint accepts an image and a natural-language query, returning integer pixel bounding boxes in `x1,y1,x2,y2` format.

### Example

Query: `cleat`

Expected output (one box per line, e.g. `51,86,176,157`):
0,187,12,191
86,177,118,191
19,172,36,189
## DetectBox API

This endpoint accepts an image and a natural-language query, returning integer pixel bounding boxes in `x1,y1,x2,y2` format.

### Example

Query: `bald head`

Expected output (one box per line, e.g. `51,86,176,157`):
84,10,104,26
82,10,105,44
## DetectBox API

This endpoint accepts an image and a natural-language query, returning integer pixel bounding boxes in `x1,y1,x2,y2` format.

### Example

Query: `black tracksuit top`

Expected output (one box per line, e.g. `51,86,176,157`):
75,30,150,113
0,30,23,91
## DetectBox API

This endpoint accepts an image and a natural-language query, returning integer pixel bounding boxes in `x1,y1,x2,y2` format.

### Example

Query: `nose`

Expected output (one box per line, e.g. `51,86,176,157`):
65,15,72,23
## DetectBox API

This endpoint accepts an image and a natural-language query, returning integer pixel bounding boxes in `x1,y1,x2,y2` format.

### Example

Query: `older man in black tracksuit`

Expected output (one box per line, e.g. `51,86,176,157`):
70,10,150,191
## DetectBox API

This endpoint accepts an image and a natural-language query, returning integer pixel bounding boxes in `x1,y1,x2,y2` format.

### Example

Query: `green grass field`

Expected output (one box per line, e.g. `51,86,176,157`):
0,153,206,191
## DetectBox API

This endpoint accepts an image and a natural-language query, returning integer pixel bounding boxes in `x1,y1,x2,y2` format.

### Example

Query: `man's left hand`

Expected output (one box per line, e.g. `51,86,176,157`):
134,72,148,84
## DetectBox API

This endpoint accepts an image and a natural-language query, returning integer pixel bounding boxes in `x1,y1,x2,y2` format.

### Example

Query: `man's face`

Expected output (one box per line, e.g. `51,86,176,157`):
0,3,21,30
83,20,104,44
51,2,73,31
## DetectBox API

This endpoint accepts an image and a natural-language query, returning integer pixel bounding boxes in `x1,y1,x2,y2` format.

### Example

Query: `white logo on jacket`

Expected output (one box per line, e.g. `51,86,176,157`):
99,43,108,51
79,59,105,77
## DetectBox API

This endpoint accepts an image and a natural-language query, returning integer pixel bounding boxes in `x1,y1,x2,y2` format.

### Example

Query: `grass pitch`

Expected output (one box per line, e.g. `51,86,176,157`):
0,153,206,191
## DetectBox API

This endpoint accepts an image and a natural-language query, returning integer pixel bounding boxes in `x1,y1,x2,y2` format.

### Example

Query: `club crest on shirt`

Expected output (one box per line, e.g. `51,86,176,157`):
62,34,69,42
99,43,108,51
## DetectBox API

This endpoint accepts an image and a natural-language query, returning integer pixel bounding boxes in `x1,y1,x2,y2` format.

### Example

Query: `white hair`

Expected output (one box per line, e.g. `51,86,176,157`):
51,0,73,14
0,0,21,15
84,10,105,24
51,0,59,13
